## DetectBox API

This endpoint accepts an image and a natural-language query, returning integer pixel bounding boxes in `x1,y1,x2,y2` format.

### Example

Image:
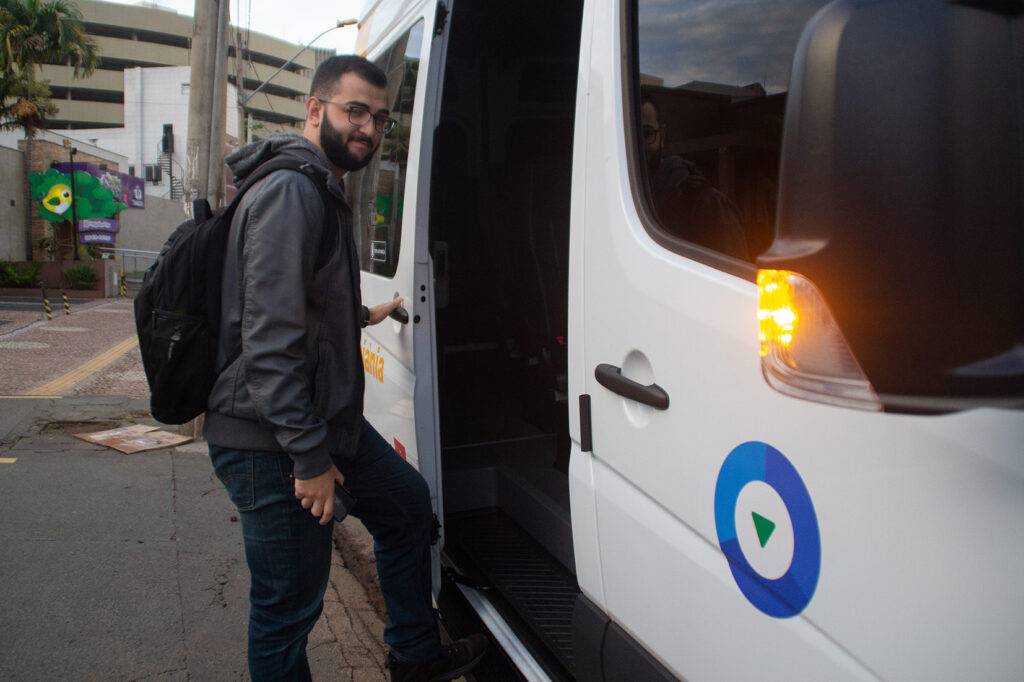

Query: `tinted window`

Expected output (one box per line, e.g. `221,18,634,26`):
349,20,424,277
632,0,827,263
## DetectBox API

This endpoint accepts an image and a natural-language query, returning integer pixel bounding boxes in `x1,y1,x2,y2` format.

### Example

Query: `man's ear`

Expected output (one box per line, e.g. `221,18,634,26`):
305,96,323,127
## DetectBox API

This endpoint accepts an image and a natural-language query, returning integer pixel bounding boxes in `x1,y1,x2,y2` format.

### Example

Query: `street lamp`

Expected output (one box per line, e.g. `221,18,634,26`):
68,147,79,261
237,19,356,143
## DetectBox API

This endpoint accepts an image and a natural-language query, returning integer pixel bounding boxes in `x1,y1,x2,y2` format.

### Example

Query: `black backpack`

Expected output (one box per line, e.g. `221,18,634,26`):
134,157,334,424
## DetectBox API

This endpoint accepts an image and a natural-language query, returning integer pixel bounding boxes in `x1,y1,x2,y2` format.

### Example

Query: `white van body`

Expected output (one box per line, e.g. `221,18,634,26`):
349,1,1024,679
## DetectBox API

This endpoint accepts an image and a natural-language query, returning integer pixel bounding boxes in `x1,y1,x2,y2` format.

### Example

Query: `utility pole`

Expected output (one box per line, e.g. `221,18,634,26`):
206,0,230,205
185,0,218,210
234,26,246,147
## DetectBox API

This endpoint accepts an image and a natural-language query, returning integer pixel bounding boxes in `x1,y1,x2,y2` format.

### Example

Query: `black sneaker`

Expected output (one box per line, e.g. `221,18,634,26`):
387,634,489,682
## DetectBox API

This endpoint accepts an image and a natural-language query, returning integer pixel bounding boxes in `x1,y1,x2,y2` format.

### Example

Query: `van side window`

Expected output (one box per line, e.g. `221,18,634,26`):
348,20,424,277
631,0,827,264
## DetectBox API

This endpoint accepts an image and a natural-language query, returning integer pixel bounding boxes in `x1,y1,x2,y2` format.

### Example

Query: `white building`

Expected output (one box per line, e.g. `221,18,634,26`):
29,0,321,133
62,66,239,201
2,0,329,201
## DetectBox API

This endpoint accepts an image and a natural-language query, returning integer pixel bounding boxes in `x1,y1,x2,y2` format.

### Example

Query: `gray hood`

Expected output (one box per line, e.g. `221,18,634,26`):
226,133,345,200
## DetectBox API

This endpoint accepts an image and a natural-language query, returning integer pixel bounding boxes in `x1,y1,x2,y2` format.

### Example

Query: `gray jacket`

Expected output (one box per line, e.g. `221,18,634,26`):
204,134,365,480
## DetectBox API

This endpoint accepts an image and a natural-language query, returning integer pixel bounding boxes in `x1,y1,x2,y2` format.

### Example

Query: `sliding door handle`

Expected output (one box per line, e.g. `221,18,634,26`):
389,306,410,324
595,363,670,410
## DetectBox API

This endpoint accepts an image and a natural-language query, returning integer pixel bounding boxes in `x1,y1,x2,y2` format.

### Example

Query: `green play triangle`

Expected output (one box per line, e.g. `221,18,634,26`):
752,512,776,548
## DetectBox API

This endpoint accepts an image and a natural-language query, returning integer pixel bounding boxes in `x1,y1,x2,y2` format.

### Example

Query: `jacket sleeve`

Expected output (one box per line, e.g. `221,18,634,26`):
236,171,333,479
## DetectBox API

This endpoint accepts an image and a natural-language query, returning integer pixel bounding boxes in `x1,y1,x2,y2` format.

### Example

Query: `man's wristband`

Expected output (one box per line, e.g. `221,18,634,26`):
360,305,370,328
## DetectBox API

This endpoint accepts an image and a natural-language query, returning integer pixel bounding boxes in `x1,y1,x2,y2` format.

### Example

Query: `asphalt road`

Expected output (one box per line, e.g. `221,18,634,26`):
0,295,92,313
0,296,393,681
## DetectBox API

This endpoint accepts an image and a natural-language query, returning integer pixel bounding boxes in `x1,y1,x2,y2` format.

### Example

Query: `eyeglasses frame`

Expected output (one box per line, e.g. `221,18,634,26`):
316,98,397,136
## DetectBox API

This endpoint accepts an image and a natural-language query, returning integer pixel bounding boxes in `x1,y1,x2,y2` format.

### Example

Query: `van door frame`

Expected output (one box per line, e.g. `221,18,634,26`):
411,0,455,595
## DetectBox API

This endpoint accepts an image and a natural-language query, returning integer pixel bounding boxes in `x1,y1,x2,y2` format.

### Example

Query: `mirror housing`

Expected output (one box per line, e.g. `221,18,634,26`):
760,0,1024,412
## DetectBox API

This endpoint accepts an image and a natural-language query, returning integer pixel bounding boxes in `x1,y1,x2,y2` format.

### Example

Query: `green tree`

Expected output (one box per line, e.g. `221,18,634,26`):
1,0,98,136
0,73,57,134
1,0,99,260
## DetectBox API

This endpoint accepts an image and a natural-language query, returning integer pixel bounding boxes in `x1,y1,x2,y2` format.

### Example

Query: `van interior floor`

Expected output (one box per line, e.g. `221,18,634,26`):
444,508,580,677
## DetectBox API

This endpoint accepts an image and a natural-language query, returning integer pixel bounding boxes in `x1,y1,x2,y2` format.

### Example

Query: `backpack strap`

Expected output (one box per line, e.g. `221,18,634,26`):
234,157,331,209
293,165,342,270
244,159,340,268
236,157,339,230
191,157,308,223
218,156,340,268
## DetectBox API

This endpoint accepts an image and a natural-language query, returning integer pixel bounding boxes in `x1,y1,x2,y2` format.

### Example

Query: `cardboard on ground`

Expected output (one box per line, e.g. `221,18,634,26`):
75,424,193,454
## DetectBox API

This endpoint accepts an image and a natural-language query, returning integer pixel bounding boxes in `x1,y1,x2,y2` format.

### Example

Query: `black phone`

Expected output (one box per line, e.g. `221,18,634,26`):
333,483,357,522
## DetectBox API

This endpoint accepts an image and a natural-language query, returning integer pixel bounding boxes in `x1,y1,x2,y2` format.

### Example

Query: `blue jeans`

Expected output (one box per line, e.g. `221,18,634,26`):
210,418,440,681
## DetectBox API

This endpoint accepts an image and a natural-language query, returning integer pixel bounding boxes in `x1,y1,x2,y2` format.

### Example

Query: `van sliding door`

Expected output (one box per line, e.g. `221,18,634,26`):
351,5,448,595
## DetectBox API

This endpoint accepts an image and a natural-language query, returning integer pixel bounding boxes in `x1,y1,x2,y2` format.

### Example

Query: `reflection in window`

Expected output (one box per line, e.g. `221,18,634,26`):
633,0,826,262
349,20,424,277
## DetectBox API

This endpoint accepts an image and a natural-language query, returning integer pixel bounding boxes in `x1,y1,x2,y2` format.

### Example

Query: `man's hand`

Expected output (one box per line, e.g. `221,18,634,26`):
367,296,404,325
294,465,346,525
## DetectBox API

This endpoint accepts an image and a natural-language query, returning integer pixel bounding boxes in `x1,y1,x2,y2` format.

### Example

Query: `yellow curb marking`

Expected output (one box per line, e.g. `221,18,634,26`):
0,458,17,464
27,336,139,396
0,395,62,399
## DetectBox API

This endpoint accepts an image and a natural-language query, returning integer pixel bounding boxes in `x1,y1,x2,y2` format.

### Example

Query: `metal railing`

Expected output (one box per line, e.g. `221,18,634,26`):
100,247,159,297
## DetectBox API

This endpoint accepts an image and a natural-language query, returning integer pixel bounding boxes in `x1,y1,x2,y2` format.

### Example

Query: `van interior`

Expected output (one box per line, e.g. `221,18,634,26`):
429,0,584,676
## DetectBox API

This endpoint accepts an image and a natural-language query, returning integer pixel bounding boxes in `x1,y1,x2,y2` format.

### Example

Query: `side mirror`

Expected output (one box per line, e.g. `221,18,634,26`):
759,0,1023,412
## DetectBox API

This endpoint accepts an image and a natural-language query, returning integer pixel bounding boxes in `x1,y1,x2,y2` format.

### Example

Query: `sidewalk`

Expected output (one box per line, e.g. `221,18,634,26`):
0,297,148,398
0,297,391,681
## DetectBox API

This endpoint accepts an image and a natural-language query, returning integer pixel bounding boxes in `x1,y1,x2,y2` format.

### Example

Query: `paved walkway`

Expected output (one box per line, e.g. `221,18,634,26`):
0,297,149,398
0,296,392,681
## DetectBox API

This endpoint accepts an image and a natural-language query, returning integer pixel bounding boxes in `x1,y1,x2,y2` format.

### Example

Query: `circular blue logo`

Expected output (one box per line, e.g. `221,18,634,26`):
714,441,821,618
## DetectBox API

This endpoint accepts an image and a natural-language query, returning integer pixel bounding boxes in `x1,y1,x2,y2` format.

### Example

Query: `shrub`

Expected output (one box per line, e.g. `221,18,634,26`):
62,264,100,290
0,261,42,288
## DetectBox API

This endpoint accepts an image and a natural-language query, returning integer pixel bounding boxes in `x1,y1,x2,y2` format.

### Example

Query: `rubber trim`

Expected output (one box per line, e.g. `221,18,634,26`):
573,594,682,682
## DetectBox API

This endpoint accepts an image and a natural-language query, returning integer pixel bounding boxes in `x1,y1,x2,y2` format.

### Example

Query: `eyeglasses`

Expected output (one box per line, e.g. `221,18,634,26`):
318,99,397,136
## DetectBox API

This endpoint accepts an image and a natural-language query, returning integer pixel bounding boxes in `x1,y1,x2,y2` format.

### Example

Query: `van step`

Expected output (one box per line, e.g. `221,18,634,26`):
446,509,579,675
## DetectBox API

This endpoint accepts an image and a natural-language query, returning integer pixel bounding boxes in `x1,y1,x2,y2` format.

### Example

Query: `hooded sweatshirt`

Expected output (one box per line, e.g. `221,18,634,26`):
204,133,365,480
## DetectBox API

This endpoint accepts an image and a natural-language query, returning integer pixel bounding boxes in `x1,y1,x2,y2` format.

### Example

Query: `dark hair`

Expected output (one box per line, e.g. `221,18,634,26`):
310,55,387,100
640,86,658,114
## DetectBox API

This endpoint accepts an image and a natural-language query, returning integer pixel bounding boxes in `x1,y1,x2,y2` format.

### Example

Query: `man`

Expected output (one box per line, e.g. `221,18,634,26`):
204,55,486,682
641,96,748,260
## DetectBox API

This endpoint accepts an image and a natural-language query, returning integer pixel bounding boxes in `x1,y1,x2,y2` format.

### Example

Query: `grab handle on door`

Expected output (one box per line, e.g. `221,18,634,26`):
389,306,410,324
594,363,670,410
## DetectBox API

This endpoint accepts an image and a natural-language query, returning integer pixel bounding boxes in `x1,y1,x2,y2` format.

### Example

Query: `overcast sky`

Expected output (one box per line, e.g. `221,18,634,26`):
100,0,363,54
638,0,822,93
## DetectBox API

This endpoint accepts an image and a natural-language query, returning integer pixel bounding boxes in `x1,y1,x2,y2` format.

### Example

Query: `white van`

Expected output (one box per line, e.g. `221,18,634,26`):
346,0,1024,679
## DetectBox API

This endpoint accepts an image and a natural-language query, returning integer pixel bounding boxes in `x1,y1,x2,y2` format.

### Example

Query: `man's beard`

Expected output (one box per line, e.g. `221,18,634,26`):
645,147,662,179
320,112,378,172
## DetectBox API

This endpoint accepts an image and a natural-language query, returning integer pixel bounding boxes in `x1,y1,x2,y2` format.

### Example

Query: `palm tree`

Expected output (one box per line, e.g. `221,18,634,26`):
0,73,59,134
1,0,98,259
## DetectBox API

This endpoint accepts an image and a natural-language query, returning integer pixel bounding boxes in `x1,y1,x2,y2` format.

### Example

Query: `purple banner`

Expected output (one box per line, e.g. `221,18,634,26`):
99,169,142,210
77,218,119,233
79,231,117,245
51,162,144,209
52,161,99,176
122,174,145,208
